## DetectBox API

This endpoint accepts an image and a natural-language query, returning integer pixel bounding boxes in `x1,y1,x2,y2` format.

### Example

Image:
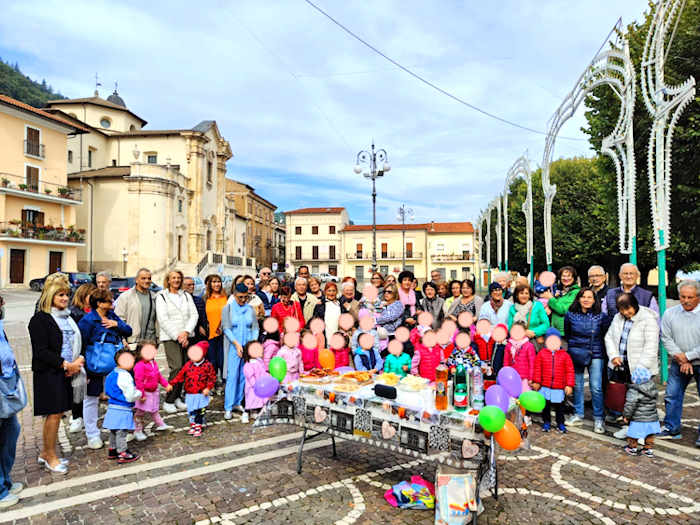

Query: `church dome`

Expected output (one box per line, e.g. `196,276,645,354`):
107,89,126,107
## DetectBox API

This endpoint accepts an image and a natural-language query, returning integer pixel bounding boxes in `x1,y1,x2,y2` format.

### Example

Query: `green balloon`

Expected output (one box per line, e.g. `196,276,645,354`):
478,405,506,433
268,357,287,382
519,390,546,413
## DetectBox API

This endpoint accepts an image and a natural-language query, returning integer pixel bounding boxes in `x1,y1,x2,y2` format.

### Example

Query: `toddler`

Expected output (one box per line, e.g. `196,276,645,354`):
410,330,444,381
329,332,351,369
532,328,574,433
242,342,268,424
446,332,480,372
103,349,142,463
623,366,660,457
169,341,216,437
133,341,173,441
384,339,411,377
299,329,321,371
277,332,303,383
503,322,536,391
354,332,383,372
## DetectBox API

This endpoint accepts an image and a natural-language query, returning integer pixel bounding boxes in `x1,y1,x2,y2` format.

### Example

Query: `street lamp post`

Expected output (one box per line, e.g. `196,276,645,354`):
354,142,390,273
397,204,414,271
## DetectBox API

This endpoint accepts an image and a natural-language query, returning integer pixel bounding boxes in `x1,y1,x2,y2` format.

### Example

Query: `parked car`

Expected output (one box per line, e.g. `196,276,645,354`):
29,272,93,292
190,276,205,297
315,272,339,283
110,277,162,301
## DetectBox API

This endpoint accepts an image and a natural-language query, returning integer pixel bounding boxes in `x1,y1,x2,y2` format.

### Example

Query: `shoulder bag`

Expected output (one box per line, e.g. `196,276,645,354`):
86,331,122,374
0,362,28,418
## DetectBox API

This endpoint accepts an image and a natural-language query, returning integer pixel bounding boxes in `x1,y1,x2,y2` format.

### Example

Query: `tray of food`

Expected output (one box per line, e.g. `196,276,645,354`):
397,375,431,392
375,372,400,386
336,370,374,385
299,368,340,384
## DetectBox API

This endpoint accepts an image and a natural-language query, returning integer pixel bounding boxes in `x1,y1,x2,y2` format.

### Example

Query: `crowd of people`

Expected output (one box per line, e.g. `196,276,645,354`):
0,262,698,509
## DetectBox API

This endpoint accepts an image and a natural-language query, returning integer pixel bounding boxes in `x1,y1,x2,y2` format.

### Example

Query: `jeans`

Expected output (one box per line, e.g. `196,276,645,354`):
662,361,700,435
208,336,224,378
542,400,564,426
573,358,604,421
0,415,20,499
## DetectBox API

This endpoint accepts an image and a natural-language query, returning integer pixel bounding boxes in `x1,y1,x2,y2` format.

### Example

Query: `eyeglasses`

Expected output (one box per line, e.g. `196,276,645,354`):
588,274,605,278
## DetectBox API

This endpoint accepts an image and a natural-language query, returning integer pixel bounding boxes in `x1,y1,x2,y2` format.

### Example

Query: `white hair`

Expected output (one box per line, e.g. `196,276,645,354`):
295,277,308,287
678,279,700,295
587,265,605,275
619,263,639,275
341,281,355,291
495,272,510,281
96,271,112,282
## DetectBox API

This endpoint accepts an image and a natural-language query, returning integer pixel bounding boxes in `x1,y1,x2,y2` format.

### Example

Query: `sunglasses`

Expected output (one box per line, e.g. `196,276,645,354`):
261,272,271,275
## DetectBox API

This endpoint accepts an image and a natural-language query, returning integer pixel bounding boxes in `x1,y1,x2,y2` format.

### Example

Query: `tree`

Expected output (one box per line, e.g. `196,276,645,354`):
0,59,67,107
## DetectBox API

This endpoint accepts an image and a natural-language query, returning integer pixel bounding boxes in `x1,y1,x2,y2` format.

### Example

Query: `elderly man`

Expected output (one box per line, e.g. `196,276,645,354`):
587,265,609,306
256,267,272,290
95,271,111,291
478,282,512,326
430,269,443,285
291,276,319,323
658,280,700,446
603,263,659,318
183,276,208,343
114,268,157,349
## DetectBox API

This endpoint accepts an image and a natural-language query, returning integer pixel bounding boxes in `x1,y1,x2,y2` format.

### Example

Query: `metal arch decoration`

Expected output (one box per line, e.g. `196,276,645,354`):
495,197,503,271
540,19,637,269
502,155,533,281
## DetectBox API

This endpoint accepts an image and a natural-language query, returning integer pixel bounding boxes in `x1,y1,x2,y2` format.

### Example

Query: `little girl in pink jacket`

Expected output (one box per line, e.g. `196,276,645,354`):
277,342,303,384
503,322,537,391
242,342,268,420
133,342,173,438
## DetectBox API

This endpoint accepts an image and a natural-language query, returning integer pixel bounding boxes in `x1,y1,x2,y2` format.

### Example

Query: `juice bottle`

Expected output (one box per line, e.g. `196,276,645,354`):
435,365,448,411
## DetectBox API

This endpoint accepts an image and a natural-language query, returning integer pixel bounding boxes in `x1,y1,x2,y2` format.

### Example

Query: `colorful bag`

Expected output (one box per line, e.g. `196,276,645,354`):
86,332,122,374
384,475,435,510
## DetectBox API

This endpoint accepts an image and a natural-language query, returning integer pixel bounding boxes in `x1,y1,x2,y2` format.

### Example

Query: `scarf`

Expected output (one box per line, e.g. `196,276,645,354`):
512,301,532,325
398,288,416,316
508,336,529,359
50,308,86,403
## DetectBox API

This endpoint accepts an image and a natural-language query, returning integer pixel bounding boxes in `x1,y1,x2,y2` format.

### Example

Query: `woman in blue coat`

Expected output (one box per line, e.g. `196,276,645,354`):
564,287,610,434
221,283,258,422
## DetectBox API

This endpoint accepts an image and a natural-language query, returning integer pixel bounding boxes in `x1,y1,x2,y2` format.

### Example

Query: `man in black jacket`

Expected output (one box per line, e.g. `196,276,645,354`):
587,265,609,307
183,277,208,344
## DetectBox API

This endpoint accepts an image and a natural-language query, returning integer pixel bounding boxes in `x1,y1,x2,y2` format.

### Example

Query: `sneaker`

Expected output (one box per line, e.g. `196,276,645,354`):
174,398,187,411
565,415,583,427
605,414,623,425
240,412,250,424
613,426,629,440
155,423,173,431
187,423,196,435
594,420,606,434
557,424,568,434
9,483,23,495
192,424,202,437
108,448,118,460
233,405,244,414
163,402,177,414
68,417,83,433
87,437,104,450
542,422,551,432
224,410,233,420
0,493,19,509
117,450,139,464
133,431,148,442
641,448,654,458
657,427,682,440
623,445,640,456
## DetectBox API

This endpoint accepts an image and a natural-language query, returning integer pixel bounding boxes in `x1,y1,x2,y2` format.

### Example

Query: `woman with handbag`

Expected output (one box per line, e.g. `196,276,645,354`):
564,287,610,433
29,279,85,474
507,283,549,346
78,288,132,450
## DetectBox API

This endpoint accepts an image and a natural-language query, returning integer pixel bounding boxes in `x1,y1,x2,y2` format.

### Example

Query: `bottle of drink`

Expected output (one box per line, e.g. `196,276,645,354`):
453,364,469,412
470,366,484,410
435,365,448,411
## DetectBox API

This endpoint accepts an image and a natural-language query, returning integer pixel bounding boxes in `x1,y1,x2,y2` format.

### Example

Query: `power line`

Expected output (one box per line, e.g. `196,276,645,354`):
303,0,589,142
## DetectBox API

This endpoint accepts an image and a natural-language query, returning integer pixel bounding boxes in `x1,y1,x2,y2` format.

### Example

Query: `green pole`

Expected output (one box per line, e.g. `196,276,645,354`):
529,256,534,289
630,236,637,265
547,263,552,272
658,230,668,383
505,260,508,272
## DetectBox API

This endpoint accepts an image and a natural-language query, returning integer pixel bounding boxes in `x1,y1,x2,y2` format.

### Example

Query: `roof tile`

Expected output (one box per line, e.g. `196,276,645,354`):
285,207,346,215
0,94,91,132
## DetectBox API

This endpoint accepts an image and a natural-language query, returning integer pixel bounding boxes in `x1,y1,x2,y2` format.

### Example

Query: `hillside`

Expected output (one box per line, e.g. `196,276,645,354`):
0,59,66,107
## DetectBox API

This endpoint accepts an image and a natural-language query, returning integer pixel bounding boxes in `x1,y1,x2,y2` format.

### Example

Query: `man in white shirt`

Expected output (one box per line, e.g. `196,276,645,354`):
478,282,512,326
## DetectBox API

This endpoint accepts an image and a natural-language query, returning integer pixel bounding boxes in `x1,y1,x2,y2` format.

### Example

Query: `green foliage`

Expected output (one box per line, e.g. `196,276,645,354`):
0,58,66,107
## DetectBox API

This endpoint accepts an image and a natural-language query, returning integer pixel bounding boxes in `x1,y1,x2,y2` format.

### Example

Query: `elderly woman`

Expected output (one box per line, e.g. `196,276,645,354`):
375,285,404,337
542,265,581,333
398,270,417,326
222,283,259,422
442,279,463,316
419,281,444,328
29,278,85,473
67,282,96,434
313,282,342,342
437,281,449,300
155,270,198,415
271,285,304,331
507,283,549,342
448,279,483,320
308,277,324,301
339,281,360,321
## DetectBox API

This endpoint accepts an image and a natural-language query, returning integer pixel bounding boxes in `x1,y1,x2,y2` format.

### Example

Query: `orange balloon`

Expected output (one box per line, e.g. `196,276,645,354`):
494,420,521,451
319,348,335,370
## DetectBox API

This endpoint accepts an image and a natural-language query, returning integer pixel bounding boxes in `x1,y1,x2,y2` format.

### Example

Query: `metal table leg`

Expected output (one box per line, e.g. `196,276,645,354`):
296,428,338,473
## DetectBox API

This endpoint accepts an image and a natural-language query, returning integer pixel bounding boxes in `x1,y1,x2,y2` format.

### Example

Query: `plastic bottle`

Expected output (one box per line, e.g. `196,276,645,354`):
470,366,484,410
435,365,448,411
453,365,469,412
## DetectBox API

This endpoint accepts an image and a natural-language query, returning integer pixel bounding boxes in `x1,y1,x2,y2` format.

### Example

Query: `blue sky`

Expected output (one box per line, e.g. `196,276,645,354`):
0,0,648,225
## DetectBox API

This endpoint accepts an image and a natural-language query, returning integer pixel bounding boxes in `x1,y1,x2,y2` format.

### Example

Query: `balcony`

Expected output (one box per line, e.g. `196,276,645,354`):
346,251,423,261
24,140,45,159
0,172,82,205
0,221,85,245
430,252,473,262
292,255,338,262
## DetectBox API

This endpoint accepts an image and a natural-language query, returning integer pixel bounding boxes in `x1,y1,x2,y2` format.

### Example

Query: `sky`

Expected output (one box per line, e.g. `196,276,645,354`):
0,0,649,226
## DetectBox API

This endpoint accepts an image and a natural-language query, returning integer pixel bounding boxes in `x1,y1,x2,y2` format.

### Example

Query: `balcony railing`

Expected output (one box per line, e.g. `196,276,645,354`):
0,172,82,202
227,255,243,266
24,140,45,159
0,221,85,243
345,251,423,261
430,253,473,262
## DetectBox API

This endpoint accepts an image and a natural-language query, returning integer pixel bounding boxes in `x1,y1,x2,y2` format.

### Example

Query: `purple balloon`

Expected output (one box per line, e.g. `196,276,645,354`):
253,373,280,398
336,366,354,374
485,384,509,413
497,366,523,398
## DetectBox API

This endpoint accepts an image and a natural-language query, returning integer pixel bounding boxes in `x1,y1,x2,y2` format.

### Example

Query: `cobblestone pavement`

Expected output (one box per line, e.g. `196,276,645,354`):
4,291,699,525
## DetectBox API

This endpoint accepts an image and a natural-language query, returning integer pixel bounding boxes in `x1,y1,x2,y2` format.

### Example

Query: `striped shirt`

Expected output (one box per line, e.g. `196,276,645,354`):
618,319,634,361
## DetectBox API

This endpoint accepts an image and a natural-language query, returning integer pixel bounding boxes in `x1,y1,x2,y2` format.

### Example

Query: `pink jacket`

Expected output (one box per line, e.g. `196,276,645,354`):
243,358,268,410
300,344,320,372
263,339,280,368
409,325,431,347
503,339,537,381
277,345,303,383
333,347,351,368
134,360,168,393
410,342,444,381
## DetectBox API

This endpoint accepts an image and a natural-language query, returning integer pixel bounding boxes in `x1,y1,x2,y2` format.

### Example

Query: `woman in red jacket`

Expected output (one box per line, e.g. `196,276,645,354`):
532,328,575,433
270,286,304,333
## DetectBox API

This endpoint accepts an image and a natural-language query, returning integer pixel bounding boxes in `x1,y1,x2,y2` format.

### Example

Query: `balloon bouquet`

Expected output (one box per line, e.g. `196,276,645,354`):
477,366,546,450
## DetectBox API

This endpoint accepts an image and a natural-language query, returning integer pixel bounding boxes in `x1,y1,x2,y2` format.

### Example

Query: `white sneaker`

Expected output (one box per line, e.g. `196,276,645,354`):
134,431,148,441
68,417,83,433
565,415,584,427
155,423,173,431
613,425,628,439
240,412,249,424
594,420,606,434
233,405,244,414
224,410,233,420
0,493,19,508
87,437,103,450
163,402,177,414
175,398,187,411
9,482,23,495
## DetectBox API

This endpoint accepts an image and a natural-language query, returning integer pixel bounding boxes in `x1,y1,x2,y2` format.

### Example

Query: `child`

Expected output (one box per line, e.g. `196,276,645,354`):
532,328,574,433
277,333,304,384
384,339,412,377
329,332,351,369
169,341,216,437
354,332,384,372
242,342,268,424
623,366,660,457
446,332,480,372
133,341,173,441
299,329,320,371
103,349,142,463
262,335,280,369
410,331,444,381
503,321,536,391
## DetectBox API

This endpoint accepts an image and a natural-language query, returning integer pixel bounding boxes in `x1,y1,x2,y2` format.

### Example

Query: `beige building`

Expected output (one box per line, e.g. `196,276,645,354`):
44,89,263,280
0,94,88,286
425,221,476,282
285,207,349,276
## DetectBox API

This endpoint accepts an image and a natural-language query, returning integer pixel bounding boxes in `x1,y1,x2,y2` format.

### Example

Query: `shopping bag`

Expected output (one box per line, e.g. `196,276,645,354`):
604,367,627,413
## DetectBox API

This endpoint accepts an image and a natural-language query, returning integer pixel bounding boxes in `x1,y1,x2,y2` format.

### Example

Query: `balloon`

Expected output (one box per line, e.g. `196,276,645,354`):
268,357,287,382
484,384,509,413
253,374,280,398
478,405,506,433
494,420,521,451
497,366,523,398
319,348,335,370
519,390,546,413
